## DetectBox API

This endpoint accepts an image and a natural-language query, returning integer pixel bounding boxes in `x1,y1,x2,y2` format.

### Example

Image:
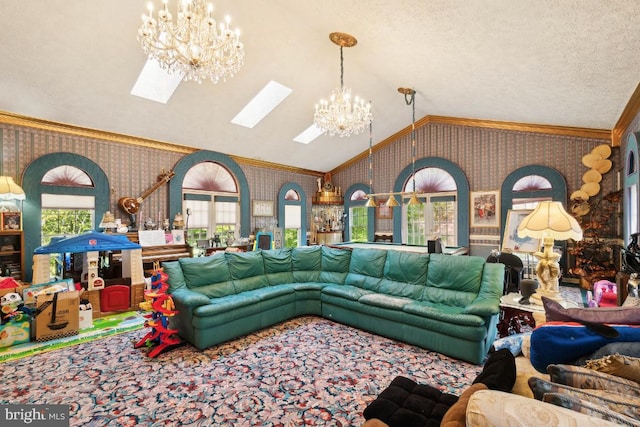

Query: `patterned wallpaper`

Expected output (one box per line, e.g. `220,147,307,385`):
0,116,626,256
332,121,618,253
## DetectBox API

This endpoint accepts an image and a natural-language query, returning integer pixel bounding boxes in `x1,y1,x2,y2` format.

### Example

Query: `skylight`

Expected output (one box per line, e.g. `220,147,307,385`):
130,59,184,104
293,124,325,144
231,80,292,128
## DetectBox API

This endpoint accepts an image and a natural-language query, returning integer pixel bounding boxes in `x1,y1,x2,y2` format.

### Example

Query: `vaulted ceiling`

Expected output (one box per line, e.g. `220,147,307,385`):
1,1,639,172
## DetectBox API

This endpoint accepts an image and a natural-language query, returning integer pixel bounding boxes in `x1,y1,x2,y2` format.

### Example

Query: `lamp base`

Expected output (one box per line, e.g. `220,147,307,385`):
530,288,564,306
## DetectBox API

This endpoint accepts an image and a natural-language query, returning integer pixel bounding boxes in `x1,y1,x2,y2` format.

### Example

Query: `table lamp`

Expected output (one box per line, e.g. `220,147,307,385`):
517,201,583,305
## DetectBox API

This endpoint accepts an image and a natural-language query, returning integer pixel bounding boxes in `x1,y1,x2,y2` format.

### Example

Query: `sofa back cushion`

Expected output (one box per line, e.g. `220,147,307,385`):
292,246,322,282
178,253,236,297
262,248,294,285
162,260,187,293
377,250,429,298
319,246,351,284
422,254,484,307
345,248,387,291
226,251,268,292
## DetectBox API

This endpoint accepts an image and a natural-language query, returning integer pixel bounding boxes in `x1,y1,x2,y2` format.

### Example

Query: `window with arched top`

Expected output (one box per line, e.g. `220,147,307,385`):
278,183,306,247
182,161,240,245
625,133,640,244
402,167,458,246
21,153,110,283
40,165,96,245
344,184,373,242
511,174,553,209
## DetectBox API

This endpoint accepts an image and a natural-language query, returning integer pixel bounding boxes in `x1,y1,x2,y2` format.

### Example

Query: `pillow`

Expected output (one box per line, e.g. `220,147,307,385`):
528,377,640,420
472,348,516,392
542,393,640,426
584,354,640,384
575,342,640,365
440,383,487,427
543,296,640,324
491,333,529,356
547,364,640,396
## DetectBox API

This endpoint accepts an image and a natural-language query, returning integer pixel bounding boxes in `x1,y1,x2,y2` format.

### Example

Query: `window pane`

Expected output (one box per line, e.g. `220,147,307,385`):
185,199,209,228
285,205,302,229
349,206,368,242
41,209,94,244
216,202,237,224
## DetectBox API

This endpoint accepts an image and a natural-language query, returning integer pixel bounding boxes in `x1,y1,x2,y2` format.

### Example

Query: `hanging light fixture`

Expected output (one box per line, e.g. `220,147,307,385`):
314,32,372,137
365,119,377,207
399,87,423,207
366,86,423,207
138,0,245,84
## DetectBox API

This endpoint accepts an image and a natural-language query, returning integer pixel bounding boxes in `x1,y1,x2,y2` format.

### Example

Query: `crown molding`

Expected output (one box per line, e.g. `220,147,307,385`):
331,115,611,175
0,111,323,177
612,82,640,147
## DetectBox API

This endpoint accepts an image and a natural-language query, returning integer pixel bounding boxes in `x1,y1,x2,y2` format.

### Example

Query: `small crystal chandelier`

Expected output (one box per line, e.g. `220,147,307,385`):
138,0,245,84
314,32,372,137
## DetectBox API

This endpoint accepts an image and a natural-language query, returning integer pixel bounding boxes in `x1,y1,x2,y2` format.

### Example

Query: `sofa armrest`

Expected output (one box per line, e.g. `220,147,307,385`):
463,262,503,316
466,390,622,426
170,288,210,309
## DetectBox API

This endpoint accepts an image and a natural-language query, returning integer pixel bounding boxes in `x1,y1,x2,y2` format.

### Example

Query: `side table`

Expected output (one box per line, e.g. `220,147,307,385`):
498,293,579,337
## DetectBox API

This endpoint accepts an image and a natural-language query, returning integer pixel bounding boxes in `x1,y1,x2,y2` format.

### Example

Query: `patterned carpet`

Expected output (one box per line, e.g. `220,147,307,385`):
0,316,482,427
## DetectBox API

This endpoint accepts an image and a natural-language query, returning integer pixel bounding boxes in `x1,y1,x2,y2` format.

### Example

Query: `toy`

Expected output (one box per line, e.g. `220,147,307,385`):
1,292,31,324
134,268,181,357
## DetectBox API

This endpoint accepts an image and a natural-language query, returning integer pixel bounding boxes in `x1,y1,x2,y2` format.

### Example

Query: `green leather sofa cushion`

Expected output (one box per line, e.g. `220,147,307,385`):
377,279,424,299
349,248,387,277
292,246,322,282
162,260,187,292
383,250,429,284
318,246,351,284
226,251,268,292
179,252,231,287
358,293,414,310
403,301,486,327
262,248,294,285
422,254,485,307
322,284,374,301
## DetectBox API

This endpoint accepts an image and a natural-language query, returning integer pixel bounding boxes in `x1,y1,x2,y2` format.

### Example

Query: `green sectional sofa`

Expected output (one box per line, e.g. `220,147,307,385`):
162,245,505,364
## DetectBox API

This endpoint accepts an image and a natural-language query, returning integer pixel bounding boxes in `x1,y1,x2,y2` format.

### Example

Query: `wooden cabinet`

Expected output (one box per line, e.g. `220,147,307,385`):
0,231,23,280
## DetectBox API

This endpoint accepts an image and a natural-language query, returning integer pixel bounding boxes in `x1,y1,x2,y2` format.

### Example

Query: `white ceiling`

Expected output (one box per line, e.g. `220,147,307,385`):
1,1,640,172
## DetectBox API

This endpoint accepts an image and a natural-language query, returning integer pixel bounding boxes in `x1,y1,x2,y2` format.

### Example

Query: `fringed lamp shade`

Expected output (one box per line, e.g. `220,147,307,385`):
0,177,26,200
517,201,582,242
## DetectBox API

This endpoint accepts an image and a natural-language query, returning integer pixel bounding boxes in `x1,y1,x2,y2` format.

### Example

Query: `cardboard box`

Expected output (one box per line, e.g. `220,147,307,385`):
0,315,30,348
35,290,79,342
23,279,74,306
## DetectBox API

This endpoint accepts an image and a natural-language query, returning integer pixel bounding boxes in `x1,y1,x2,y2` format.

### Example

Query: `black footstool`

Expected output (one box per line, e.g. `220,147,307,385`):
363,376,458,427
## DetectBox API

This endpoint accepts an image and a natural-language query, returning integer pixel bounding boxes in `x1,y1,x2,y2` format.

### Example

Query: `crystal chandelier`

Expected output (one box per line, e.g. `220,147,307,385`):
138,0,245,84
314,32,372,137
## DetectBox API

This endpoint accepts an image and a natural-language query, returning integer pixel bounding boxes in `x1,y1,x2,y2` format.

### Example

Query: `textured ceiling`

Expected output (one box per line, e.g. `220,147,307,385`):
1,1,639,172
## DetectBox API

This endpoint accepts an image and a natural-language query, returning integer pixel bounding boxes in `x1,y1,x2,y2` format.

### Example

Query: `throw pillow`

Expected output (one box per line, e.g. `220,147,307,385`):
440,383,487,427
491,332,528,356
529,322,640,372
472,348,516,392
542,393,640,426
573,341,640,365
528,377,640,420
547,364,640,397
543,296,640,324
585,354,640,384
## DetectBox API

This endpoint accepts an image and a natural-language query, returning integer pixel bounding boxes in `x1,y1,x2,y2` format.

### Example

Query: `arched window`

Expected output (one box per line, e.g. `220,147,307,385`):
344,184,373,242
278,183,306,247
511,174,553,209
402,167,458,246
22,153,109,282
625,133,640,245
181,161,239,245
169,150,250,239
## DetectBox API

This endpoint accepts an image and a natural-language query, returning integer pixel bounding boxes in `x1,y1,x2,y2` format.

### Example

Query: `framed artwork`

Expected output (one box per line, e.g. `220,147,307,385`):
171,229,186,245
253,200,274,217
502,209,541,253
376,201,393,219
470,190,500,228
1,212,21,231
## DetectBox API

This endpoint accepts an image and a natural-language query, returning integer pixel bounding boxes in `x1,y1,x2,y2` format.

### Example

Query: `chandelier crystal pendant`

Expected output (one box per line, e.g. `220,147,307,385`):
138,0,245,84
314,32,372,137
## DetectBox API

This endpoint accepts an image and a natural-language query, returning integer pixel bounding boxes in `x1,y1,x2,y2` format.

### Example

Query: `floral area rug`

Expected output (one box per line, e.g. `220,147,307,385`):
0,316,482,426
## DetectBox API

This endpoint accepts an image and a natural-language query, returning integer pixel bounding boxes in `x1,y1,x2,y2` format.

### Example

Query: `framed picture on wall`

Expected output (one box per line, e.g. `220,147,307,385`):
470,190,500,228
253,200,274,217
1,212,21,231
376,201,393,219
502,209,541,253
